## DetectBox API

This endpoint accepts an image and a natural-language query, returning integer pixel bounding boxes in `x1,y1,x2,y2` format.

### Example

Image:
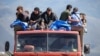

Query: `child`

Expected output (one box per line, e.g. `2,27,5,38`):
80,13,87,33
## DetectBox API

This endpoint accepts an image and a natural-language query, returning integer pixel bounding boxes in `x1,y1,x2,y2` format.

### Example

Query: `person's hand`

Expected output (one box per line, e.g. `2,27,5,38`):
68,21,71,24
40,25,45,30
29,20,36,25
30,20,36,23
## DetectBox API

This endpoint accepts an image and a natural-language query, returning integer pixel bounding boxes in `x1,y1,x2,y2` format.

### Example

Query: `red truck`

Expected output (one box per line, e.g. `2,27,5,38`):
5,30,90,56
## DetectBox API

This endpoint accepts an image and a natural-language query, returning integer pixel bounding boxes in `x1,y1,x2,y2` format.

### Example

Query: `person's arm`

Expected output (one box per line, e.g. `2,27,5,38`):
30,13,36,23
26,17,30,23
35,17,41,22
40,18,45,29
53,13,58,21
82,19,87,27
48,20,53,27
48,13,57,27
68,15,80,22
35,13,44,23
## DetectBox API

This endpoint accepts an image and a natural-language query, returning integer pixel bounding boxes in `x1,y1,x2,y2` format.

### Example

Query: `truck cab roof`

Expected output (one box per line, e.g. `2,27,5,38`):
16,30,79,35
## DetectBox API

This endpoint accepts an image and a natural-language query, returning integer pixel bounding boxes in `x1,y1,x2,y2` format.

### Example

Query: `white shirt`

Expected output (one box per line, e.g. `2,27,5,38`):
71,13,82,26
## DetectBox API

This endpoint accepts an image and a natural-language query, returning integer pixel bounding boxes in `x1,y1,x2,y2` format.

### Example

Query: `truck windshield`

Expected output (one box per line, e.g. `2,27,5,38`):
16,33,78,52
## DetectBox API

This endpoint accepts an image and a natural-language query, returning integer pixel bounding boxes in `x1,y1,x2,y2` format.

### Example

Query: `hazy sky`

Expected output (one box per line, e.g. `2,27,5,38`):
0,0,100,56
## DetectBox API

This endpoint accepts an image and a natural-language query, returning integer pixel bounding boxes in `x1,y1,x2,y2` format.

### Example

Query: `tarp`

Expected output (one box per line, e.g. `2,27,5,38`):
10,19,28,30
49,20,71,31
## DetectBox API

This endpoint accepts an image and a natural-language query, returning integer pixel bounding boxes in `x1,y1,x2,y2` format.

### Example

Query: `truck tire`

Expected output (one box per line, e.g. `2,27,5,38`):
5,41,10,51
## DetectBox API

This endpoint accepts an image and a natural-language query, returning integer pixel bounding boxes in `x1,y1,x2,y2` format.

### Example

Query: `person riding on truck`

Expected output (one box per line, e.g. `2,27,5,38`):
10,6,29,31
41,7,57,29
80,13,87,33
71,7,84,47
60,4,72,21
16,6,29,24
60,5,84,48
29,7,42,30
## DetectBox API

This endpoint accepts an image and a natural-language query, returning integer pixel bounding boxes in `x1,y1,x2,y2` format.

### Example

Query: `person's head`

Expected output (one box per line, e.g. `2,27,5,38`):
25,10,29,14
16,6,23,13
73,7,78,12
80,13,86,19
46,7,52,15
34,7,40,14
66,4,72,11
24,45,35,52
24,10,29,17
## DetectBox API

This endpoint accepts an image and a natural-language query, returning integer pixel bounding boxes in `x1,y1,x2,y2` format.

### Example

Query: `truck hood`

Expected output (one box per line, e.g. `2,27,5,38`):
14,52,81,56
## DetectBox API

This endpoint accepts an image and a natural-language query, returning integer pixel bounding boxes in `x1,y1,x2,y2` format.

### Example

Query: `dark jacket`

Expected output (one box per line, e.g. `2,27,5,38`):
41,12,57,24
16,12,29,22
30,12,41,22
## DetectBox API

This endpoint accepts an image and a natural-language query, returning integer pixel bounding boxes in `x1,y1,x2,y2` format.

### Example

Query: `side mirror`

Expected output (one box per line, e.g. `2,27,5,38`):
5,41,10,52
84,44,90,54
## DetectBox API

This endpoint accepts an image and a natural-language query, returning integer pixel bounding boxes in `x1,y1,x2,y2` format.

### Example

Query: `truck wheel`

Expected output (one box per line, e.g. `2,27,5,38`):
5,41,10,51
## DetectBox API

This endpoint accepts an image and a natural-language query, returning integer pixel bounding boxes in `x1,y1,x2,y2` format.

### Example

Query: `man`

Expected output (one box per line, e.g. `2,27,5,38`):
60,4,79,23
60,4,72,21
30,7,41,29
16,6,29,23
10,6,29,31
16,6,24,21
41,7,57,29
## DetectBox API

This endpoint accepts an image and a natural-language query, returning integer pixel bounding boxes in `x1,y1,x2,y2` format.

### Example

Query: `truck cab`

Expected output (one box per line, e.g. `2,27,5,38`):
5,30,90,56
